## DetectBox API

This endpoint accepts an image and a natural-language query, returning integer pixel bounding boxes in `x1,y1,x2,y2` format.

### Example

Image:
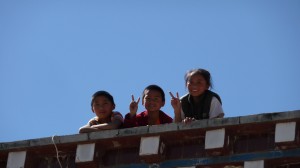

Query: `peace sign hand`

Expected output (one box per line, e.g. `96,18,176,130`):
129,95,140,117
169,91,183,122
169,92,181,112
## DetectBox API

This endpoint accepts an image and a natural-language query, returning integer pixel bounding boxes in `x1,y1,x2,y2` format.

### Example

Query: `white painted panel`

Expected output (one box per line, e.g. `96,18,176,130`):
75,143,95,162
205,128,225,149
244,160,264,168
139,136,160,156
7,151,26,168
275,122,296,142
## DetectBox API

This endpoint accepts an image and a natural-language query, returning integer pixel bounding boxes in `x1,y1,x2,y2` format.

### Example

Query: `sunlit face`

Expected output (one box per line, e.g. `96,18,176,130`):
142,90,165,113
92,96,115,122
187,74,209,97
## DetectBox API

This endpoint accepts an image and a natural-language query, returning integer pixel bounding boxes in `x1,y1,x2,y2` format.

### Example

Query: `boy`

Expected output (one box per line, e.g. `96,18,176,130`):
79,91,123,133
123,85,172,128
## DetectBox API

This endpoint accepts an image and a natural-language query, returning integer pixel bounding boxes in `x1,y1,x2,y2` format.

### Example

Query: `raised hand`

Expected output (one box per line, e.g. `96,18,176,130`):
129,95,140,117
169,91,183,123
169,91,181,111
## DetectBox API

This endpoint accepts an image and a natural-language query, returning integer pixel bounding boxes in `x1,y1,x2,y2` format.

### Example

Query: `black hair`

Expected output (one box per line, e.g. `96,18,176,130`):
142,84,165,102
184,68,213,89
91,90,115,107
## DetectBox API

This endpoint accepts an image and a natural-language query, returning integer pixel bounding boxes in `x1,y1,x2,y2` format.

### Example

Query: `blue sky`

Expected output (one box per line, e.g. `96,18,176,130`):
1,0,299,142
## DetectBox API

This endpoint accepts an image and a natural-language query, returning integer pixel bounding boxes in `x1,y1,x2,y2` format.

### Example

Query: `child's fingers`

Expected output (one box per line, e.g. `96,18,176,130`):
169,92,175,99
176,92,179,99
131,95,140,105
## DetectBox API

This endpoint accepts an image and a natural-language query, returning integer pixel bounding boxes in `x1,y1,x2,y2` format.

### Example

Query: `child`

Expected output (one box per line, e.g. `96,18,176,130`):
79,90,123,133
170,68,224,123
123,84,173,128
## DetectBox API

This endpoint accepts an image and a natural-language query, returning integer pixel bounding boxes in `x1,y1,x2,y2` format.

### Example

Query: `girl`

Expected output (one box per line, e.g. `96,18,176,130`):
170,68,224,123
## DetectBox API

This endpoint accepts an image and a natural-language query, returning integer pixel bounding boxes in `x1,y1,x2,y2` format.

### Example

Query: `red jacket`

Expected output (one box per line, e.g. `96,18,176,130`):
123,110,173,128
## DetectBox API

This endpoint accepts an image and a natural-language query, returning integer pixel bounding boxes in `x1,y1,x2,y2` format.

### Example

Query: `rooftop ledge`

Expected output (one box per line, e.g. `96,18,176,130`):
1,110,300,168
1,110,300,151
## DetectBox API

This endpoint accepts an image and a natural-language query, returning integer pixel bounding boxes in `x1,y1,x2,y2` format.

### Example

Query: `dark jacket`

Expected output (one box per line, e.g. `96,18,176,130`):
181,90,222,119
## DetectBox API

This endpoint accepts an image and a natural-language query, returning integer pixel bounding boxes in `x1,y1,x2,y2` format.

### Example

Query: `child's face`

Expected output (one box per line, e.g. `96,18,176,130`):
92,96,115,121
143,90,165,113
187,74,209,97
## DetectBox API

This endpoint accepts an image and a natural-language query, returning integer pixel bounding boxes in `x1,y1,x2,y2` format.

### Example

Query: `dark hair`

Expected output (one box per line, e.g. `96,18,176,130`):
91,90,115,107
184,68,213,89
142,85,165,102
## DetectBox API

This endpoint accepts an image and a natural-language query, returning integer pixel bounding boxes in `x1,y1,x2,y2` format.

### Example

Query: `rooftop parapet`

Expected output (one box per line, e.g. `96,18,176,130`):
1,110,300,168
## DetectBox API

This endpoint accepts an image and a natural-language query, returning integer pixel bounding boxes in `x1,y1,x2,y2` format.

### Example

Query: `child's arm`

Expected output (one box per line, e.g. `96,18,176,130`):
79,120,123,133
90,120,122,130
209,97,224,118
129,95,140,117
79,114,123,133
79,118,99,133
91,112,123,130
169,92,182,123
79,124,98,133
122,95,141,128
